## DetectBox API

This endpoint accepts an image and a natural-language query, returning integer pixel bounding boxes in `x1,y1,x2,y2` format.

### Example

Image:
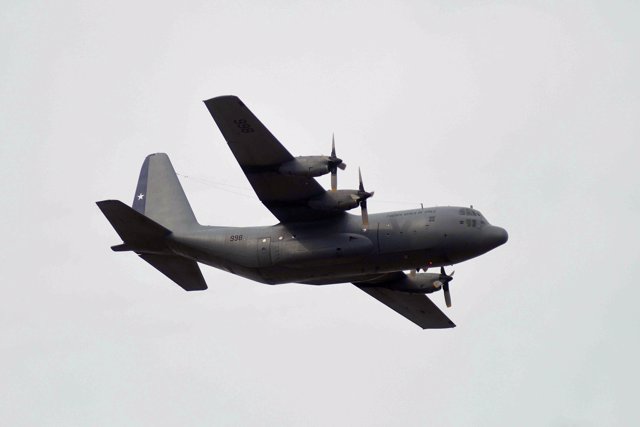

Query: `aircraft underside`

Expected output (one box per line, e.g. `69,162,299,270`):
97,95,508,329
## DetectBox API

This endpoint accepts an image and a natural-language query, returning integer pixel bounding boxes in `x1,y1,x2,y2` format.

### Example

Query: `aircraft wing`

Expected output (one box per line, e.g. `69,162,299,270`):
354,273,456,329
204,96,339,223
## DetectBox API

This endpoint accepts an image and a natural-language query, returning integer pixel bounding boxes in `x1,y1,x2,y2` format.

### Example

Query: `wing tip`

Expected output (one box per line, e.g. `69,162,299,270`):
203,95,240,105
421,321,456,329
181,285,208,292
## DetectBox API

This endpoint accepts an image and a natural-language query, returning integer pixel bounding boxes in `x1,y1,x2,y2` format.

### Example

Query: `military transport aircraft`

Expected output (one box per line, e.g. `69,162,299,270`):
97,96,508,329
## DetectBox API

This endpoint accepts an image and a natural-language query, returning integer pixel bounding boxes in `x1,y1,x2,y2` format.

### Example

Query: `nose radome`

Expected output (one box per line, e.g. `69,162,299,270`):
496,226,508,245
487,226,508,248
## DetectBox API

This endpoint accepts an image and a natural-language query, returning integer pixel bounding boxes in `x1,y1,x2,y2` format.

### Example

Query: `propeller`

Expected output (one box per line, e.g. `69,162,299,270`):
439,267,455,308
355,168,374,230
329,134,347,191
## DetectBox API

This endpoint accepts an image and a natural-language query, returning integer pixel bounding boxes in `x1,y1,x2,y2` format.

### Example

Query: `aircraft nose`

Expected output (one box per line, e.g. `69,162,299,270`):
485,225,508,249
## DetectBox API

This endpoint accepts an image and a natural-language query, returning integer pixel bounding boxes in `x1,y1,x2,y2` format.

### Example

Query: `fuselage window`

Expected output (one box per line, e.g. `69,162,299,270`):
429,216,436,222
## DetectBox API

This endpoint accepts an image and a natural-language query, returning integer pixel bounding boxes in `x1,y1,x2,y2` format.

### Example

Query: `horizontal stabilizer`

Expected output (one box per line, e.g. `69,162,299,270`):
97,200,170,252
355,286,455,329
139,254,208,291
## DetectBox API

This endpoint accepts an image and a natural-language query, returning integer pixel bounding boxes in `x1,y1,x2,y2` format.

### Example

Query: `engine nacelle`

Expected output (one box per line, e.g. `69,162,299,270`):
379,273,443,294
278,156,331,177
308,190,359,212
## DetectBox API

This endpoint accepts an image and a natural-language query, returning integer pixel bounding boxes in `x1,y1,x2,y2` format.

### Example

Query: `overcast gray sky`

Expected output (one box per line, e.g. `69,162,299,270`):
2,1,639,425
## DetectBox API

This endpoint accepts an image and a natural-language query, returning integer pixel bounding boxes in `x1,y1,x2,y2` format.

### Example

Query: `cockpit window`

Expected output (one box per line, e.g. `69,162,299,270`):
460,208,486,221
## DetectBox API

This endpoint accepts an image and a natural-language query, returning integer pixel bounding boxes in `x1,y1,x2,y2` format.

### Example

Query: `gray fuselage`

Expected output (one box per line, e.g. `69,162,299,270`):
167,206,508,285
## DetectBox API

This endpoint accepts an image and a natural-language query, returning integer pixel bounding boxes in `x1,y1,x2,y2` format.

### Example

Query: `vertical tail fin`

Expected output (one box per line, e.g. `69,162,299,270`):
132,153,198,231
97,154,206,291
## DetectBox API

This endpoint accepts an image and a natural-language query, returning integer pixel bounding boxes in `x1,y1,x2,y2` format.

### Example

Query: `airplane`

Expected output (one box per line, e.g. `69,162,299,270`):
97,95,508,329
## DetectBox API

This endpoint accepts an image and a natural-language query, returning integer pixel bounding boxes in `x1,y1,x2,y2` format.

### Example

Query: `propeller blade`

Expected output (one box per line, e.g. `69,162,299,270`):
329,134,345,190
361,198,369,230
440,266,453,307
443,282,452,307
331,134,336,157
356,168,374,230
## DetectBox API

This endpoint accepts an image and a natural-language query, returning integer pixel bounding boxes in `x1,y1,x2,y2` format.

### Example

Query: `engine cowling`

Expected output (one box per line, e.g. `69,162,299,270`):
308,190,360,211
379,273,443,294
278,156,331,177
